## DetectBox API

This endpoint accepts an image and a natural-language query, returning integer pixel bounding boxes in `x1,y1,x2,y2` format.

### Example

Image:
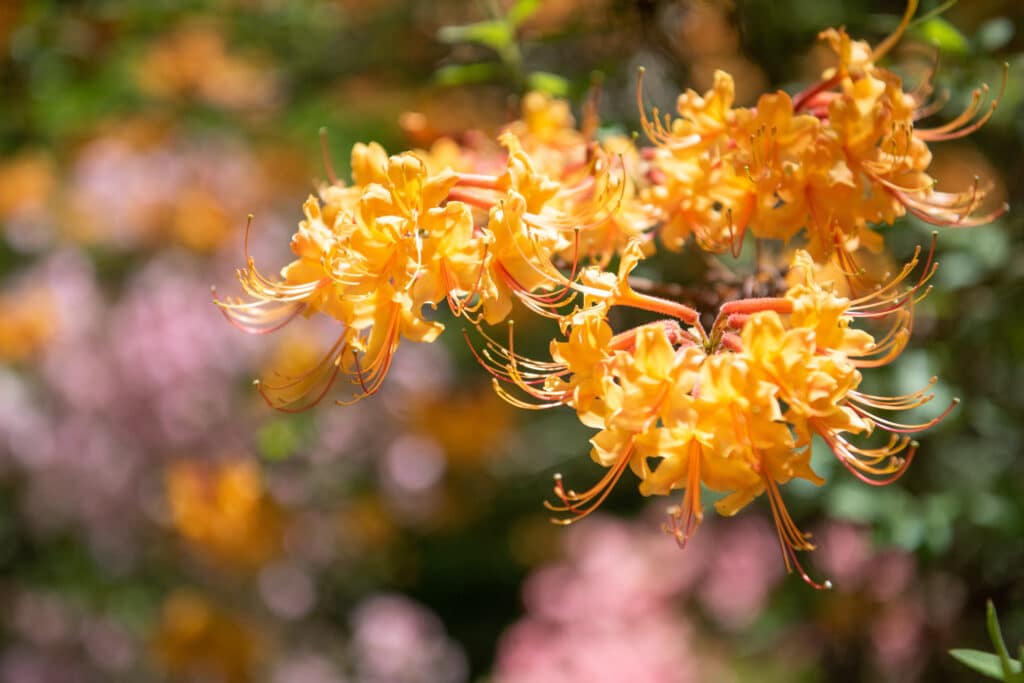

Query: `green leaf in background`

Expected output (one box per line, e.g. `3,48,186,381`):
435,62,507,87
911,17,969,55
508,0,542,26
526,71,570,97
950,649,1021,681
258,418,305,462
976,17,1015,52
437,20,514,52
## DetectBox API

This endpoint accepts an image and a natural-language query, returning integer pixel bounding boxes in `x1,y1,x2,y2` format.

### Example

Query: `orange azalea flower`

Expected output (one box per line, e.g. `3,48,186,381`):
485,244,954,587
217,145,489,407
219,117,630,407
640,0,1006,264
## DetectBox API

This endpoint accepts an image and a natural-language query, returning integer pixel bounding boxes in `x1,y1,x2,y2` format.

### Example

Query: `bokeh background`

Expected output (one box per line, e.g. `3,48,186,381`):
1,1,1022,681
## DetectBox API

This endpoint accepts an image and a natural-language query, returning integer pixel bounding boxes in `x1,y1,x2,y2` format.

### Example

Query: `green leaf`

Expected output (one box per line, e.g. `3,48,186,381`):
987,601,1021,681
910,17,969,55
950,649,1018,680
437,20,514,52
508,0,542,26
976,17,1014,52
526,71,570,97
434,62,506,87
258,419,303,462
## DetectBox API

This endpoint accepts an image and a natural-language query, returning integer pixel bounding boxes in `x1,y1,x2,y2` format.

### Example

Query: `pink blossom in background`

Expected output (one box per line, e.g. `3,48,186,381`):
811,521,966,682
815,521,875,590
65,133,268,250
495,514,725,683
497,613,700,683
695,516,786,631
349,594,467,683
273,653,349,683
2,590,137,683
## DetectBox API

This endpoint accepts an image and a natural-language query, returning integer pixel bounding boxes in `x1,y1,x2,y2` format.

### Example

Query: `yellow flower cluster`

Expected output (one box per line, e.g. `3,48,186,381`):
217,99,647,408
218,3,1001,585
489,246,952,587
641,0,1006,262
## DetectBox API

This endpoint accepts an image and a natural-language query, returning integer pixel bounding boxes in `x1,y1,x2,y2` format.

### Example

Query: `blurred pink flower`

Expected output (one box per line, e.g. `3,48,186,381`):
815,521,874,590
695,516,785,630
497,613,699,683
495,514,726,683
350,594,467,683
273,653,349,683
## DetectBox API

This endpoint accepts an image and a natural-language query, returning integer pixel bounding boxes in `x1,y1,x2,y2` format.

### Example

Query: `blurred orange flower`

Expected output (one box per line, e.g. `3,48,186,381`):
0,152,55,221
165,458,285,572
411,385,516,466
135,23,278,110
151,589,264,683
0,287,57,363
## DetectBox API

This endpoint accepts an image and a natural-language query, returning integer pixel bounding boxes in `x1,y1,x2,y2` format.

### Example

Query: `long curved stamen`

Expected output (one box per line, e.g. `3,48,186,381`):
915,63,1007,142
850,329,910,368
214,295,306,335
763,471,832,590
905,44,940,108
870,171,938,196
637,67,701,150
336,304,404,405
849,235,936,315
319,127,339,186
849,396,959,434
871,0,919,64
256,332,349,412
914,89,950,121
441,235,490,319
848,376,937,409
855,312,911,358
238,272,325,301
494,261,576,318
463,324,571,406
545,439,635,523
815,421,917,487
890,177,1006,227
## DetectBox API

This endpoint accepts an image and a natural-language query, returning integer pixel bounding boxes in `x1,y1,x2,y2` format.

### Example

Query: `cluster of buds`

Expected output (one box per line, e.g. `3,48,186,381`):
217,3,1004,586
